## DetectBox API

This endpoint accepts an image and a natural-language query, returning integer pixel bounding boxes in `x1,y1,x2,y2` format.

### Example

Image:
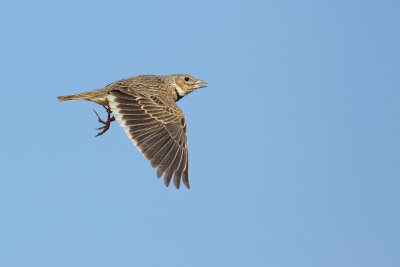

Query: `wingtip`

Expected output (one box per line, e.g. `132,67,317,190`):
183,180,190,189
182,170,190,189
164,178,171,187
157,168,163,178
174,182,181,190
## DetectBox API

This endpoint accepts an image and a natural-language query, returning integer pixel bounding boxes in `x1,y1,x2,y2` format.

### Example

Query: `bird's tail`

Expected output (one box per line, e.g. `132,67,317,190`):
57,91,95,102
57,89,108,106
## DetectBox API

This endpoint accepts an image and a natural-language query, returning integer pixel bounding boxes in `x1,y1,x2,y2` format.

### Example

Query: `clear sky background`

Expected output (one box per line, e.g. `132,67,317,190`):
0,1,399,266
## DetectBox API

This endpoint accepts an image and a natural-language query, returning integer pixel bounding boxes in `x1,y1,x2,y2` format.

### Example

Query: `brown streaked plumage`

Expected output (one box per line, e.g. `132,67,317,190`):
57,74,207,189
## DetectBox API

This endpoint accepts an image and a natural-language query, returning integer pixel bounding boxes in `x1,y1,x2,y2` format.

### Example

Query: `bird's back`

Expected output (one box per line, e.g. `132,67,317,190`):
104,75,172,96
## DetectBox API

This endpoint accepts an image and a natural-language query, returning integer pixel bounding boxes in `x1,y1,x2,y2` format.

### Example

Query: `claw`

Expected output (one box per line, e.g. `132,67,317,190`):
92,106,115,137
93,109,106,124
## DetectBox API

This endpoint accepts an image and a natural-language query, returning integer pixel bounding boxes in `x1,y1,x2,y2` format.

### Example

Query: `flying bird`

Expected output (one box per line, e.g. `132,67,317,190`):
57,74,207,189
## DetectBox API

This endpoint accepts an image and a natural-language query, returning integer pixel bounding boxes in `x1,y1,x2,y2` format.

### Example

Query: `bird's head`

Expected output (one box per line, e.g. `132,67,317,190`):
167,74,207,100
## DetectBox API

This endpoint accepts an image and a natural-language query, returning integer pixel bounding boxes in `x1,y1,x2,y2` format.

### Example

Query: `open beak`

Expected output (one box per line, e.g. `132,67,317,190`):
194,79,208,89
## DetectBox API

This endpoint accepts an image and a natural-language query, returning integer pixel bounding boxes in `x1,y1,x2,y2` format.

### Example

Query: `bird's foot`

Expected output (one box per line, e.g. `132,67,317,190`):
93,106,115,137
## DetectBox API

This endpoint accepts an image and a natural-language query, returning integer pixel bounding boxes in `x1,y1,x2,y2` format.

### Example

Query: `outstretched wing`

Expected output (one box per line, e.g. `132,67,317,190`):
108,90,190,189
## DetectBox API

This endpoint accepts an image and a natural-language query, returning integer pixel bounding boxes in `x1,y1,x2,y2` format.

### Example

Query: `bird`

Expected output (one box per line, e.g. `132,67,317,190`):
57,74,207,189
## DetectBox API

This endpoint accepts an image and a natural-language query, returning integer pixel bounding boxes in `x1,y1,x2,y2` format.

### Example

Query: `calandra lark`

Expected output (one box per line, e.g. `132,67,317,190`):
57,74,207,189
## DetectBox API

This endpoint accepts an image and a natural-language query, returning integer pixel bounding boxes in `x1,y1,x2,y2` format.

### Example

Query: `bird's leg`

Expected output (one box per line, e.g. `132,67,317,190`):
93,105,115,137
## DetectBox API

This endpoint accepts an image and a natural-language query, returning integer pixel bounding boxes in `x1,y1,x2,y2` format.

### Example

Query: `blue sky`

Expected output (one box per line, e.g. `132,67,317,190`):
0,0,399,266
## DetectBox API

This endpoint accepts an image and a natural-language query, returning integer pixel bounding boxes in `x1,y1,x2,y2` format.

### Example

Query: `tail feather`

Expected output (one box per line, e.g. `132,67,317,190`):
57,89,107,105
57,92,93,102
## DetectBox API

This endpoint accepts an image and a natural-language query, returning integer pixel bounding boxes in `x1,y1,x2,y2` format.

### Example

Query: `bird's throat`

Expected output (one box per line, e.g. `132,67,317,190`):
174,87,183,101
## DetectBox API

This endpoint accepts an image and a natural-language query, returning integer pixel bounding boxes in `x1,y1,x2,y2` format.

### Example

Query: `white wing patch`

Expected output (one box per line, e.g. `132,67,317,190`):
107,93,139,149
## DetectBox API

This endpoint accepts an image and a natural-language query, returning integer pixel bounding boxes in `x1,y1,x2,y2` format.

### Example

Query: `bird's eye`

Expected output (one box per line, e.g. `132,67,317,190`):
184,77,189,82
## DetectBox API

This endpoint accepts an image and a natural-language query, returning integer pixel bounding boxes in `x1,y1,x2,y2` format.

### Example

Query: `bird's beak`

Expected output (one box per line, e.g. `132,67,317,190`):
194,80,208,89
